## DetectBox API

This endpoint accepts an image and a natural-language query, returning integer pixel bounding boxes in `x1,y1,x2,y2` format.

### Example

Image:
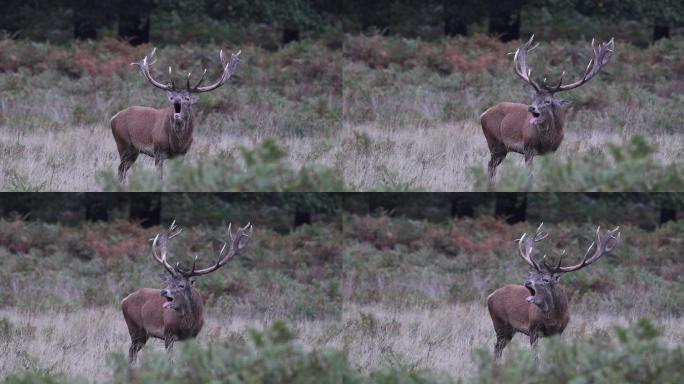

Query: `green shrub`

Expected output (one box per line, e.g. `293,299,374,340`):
472,319,684,384
473,135,684,191
97,139,347,192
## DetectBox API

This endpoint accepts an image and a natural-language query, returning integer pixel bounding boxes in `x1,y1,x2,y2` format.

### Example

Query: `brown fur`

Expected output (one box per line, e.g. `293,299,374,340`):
487,283,569,359
480,100,568,181
110,105,194,182
121,285,204,362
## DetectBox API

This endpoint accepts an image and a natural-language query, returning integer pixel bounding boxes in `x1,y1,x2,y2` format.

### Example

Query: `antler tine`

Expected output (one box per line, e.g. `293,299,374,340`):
183,222,253,277
551,226,621,274
191,50,241,94
516,234,542,273
151,227,177,276
132,48,176,92
192,69,208,90
512,35,542,93
542,37,614,93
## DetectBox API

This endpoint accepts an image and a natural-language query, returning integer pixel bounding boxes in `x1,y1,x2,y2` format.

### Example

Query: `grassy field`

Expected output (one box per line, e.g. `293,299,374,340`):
343,34,684,191
0,37,341,191
2,35,682,191
1,215,682,381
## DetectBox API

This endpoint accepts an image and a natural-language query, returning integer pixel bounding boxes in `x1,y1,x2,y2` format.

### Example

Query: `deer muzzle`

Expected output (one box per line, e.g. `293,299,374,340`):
161,289,174,309
524,281,536,302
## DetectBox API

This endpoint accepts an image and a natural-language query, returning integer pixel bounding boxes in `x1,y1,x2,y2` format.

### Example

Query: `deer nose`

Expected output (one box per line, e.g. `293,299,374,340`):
528,106,535,113
161,289,168,297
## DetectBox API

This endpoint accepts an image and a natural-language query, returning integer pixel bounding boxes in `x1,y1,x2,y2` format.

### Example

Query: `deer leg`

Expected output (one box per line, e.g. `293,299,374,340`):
118,150,138,183
154,154,164,181
493,329,514,360
128,332,148,364
164,335,175,352
487,146,507,181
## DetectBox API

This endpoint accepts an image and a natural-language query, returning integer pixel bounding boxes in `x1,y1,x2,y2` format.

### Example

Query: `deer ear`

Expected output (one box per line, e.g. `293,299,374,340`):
189,278,196,286
554,274,561,282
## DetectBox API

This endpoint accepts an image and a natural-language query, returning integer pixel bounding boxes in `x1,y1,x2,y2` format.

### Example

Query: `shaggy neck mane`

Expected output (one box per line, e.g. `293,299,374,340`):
542,285,568,319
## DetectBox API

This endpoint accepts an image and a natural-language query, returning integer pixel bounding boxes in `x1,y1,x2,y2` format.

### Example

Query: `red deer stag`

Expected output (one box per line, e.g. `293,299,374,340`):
481,35,614,181
121,220,253,363
111,48,241,182
487,223,620,359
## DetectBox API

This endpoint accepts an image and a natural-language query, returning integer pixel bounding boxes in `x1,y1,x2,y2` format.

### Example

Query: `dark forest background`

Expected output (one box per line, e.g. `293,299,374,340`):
2,1,683,47
0,193,681,229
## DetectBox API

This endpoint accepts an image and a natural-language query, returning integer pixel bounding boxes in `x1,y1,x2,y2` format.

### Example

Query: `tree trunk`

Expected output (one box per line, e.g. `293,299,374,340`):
487,0,521,42
73,0,97,40
283,26,300,45
294,208,312,228
444,0,467,36
659,207,677,224
118,0,151,46
129,193,161,228
450,195,474,217
85,195,109,222
653,25,670,42
494,193,527,224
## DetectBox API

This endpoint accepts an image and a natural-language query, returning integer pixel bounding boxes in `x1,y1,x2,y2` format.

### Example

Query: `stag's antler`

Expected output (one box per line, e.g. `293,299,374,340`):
540,38,614,93
151,220,183,275
544,226,620,274
513,35,542,93
132,48,178,92
181,222,253,277
187,50,241,93
516,222,549,272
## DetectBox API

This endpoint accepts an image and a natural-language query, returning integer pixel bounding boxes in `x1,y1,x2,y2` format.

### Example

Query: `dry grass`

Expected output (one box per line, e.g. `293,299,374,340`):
336,121,683,191
0,125,337,191
6,118,679,191
340,303,684,380
0,307,339,381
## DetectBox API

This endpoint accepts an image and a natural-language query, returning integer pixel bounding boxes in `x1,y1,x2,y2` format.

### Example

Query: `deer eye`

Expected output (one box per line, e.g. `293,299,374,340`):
544,101,551,105
178,284,185,289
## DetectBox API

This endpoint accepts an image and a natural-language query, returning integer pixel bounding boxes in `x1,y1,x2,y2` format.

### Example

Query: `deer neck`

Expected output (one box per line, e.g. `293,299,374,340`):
176,290,204,329
166,107,194,146
540,286,568,320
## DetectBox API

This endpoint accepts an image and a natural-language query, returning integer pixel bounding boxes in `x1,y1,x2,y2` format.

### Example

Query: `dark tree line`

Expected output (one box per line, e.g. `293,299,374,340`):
0,193,680,229
0,0,340,45
343,0,684,43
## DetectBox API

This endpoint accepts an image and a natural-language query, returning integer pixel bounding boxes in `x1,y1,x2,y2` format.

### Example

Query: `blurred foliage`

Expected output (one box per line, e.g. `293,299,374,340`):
472,135,684,191
0,218,342,319
0,0,341,45
473,318,684,383
5,319,680,383
0,37,341,135
343,214,684,314
97,139,347,192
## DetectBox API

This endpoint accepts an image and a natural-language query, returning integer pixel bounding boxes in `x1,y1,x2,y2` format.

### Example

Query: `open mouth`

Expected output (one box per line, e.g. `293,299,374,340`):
524,283,536,302
174,103,181,114
531,111,540,118
162,294,174,309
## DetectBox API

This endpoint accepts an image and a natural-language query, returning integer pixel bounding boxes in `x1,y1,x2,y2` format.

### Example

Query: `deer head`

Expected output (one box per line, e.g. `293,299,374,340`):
132,48,241,132
151,220,253,312
517,223,621,313
513,35,614,127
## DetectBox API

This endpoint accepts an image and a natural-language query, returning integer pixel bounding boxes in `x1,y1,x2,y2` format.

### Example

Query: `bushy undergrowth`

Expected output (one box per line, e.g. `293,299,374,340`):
344,34,684,130
4,319,680,384
474,135,684,191
0,36,341,137
0,218,342,319
343,215,684,314
473,318,684,383
98,139,347,192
